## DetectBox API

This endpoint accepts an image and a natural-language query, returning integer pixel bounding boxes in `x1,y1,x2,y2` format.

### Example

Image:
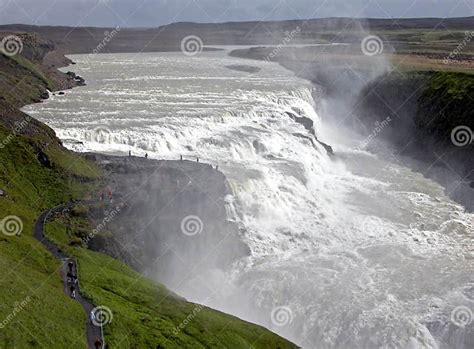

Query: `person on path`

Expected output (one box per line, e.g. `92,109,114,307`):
66,272,73,283
145,153,148,159
70,285,76,299
90,310,96,324
129,150,132,157
68,261,74,273
94,339,102,349
180,155,183,161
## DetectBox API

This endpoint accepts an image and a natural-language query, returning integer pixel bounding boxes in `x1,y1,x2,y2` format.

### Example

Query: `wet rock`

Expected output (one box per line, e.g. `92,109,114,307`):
74,75,86,86
252,139,267,153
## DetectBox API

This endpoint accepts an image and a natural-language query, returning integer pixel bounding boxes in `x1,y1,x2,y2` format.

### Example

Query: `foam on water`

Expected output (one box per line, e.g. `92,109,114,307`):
23,50,473,348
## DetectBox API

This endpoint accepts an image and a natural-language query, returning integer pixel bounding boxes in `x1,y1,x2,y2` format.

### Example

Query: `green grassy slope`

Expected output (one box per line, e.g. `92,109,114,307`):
0,125,296,348
0,127,98,348
45,220,296,349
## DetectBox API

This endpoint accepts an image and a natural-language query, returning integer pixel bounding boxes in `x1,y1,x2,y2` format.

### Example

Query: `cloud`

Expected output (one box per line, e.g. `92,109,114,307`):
0,0,471,27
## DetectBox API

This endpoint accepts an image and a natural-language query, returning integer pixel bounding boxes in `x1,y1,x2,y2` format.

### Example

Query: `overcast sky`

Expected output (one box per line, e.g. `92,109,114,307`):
0,0,472,27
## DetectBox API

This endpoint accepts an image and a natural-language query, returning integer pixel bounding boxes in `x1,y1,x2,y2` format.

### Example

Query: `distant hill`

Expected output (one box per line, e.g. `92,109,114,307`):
1,16,473,54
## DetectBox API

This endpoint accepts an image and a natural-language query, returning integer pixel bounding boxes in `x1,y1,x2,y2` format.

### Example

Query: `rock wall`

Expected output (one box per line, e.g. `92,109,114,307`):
86,154,249,287
355,71,474,210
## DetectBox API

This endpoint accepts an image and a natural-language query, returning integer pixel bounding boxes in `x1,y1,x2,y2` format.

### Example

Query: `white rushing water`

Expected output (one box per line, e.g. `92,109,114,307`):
23,50,473,348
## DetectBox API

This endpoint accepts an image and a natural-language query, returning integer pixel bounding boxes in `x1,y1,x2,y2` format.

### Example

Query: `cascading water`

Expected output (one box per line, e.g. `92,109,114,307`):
23,49,473,348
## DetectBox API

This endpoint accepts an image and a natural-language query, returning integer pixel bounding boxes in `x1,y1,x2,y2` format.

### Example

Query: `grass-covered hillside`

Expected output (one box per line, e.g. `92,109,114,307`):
0,126,100,348
45,217,295,348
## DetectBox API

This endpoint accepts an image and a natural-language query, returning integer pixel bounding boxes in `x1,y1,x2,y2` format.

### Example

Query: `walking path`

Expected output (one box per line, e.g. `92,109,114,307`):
33,202,104,349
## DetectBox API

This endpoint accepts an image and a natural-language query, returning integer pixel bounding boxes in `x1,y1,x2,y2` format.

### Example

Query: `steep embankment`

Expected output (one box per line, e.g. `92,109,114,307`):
355,71,474,210
0,33,297,348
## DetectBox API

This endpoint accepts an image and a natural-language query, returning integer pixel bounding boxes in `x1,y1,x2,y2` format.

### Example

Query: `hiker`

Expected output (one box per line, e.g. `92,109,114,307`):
197,157,199,163
94,339,102,349
129,150,132,157
180,155,183,161
72,274,78,284
70,285,76,299
90,310,96,324
66,272,73,283
68,261,74,272
145,153,148,159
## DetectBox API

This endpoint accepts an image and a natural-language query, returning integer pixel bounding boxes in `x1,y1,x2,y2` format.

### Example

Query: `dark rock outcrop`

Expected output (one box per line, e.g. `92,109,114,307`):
85,155,250,285
286,111,334,155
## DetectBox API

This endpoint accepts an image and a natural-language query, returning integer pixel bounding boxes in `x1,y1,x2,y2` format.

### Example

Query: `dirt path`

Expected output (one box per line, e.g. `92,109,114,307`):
33,203,104,349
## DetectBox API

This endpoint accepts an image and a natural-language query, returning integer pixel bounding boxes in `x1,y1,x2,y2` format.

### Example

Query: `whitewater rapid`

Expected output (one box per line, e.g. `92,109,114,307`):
23,50,473,348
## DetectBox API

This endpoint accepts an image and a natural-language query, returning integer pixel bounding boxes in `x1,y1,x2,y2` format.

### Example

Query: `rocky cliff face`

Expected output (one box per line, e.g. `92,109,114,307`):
0,32,82,145
84,154,249,288
355,71,474,210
